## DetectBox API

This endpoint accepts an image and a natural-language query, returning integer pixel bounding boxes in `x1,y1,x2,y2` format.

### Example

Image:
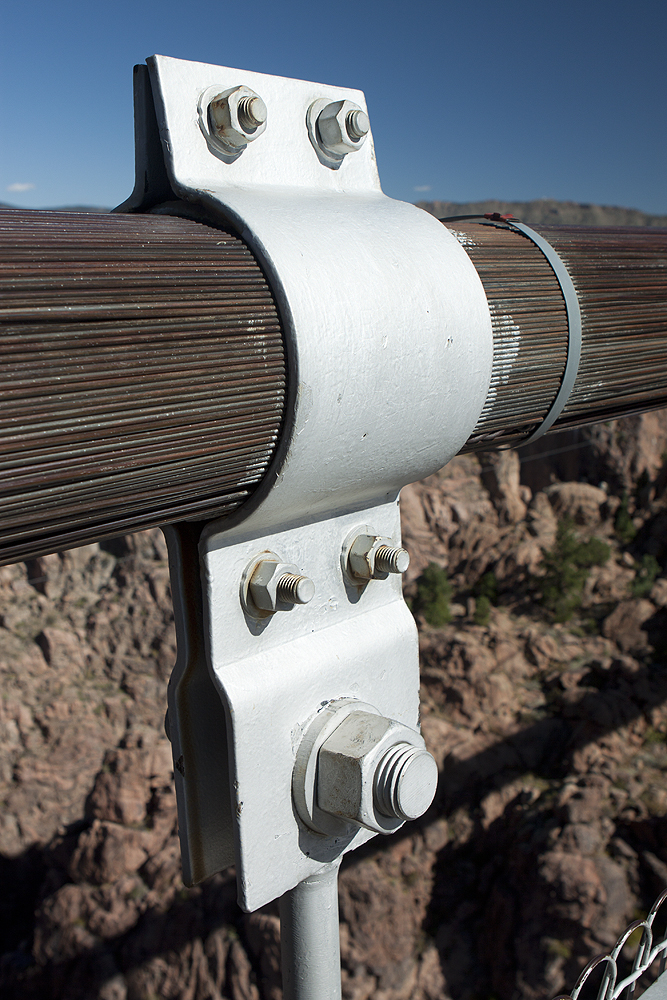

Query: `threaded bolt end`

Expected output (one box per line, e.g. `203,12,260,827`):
374,545,410,575
238,95,267,130
276,573,315,606
346,109,369,141
374,742,438,821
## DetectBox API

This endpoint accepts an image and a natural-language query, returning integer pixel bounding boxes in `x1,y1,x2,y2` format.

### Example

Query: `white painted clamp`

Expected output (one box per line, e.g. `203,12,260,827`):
122,56,493,911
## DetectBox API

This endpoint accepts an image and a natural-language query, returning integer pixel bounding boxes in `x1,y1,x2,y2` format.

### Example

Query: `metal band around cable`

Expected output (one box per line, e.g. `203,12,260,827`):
439,214,583,445
507,222,582,444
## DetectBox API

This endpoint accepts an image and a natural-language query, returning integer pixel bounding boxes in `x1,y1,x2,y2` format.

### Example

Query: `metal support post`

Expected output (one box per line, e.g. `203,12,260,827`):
280,865,342,1000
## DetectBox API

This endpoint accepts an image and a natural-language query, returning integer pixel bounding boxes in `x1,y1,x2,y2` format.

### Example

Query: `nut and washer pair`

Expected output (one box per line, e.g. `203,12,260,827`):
342,525,410,584
313,98,370,158
241,552,315,618
241,529,410,618
206,85,369,164
207,85,268,152
293,699,438,837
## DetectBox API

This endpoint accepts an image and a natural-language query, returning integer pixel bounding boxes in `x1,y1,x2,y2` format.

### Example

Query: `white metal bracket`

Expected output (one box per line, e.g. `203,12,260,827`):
122,55,493,913
167,503,418,911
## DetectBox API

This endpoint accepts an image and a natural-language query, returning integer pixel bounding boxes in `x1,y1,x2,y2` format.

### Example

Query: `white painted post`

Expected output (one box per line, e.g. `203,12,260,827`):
280,865,342,1000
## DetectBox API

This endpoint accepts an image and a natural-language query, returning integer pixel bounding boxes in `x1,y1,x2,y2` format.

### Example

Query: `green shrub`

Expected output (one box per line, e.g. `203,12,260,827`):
473,595,491,627
635,468,652,506
474,571,498,603
546,939,572,960
413,563,452,627
643,727,667,746
630,553,660,598
539,520,610,623
576,535,612,568
615,491,637,544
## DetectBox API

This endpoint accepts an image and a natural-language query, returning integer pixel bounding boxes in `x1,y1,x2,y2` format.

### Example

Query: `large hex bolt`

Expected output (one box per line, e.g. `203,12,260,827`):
343,525,410,583
242,554,315,618
314,99,369,159
208,85,268,151
316,709,438,834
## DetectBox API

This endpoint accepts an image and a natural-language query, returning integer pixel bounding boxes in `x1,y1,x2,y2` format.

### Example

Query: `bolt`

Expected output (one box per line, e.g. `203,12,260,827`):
243,556,315,617
207,85,268,152
315,708,438,834
346,109,369,141
374,544,410,575
344,528,410,582
237,95,267,130
275,572,315,606
373,742,439,821
314,99,370,158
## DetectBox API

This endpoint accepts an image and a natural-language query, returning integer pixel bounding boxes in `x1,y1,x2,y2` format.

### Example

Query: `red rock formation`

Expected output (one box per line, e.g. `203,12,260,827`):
3,414,667,999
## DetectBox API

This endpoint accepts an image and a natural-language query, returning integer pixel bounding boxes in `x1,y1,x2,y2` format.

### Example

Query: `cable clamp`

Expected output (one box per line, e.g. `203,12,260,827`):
440,214,582,443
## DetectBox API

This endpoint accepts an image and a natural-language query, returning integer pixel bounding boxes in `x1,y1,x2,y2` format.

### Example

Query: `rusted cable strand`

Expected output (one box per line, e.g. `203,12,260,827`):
3,208,667,562
444,221,667,451
0,208,287,564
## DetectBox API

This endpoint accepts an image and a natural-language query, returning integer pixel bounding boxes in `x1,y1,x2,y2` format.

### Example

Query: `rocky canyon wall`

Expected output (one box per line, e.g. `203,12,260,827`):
3,416,667,999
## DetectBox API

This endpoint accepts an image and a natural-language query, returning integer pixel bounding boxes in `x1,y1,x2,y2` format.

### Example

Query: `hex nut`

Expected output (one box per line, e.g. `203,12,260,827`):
317,710,436,834
208,85,267,151
347,532,379,581
316,99,369,158
345,528,410,582
292,698,379,836
244,557,315,617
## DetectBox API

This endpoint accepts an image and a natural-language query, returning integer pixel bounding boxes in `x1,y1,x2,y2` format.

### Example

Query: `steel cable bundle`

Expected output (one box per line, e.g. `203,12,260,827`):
445,221,667,451
2,208,666,563
0,208,287,563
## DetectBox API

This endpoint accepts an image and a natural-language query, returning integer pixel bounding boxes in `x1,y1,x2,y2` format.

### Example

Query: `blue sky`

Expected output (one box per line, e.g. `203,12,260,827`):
1,0,665,213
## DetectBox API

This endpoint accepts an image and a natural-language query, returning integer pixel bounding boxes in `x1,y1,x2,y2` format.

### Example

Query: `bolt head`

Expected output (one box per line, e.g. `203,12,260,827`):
317,710,434,833
316,99,369,158
208,85,268,151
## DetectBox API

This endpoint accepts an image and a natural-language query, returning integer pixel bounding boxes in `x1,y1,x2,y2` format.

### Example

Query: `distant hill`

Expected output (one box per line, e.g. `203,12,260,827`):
0,203,110,213
48,205,111,214
3,198,666,228
416,198,667,227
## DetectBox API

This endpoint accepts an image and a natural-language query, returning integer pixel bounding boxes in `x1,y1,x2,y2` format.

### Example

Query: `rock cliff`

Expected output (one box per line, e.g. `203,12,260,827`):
3,417,667,999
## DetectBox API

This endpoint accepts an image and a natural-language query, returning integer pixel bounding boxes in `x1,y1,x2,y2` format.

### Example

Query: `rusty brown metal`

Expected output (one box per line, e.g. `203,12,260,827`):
4,208,667,563
444,221,667,451
0,208,286,563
